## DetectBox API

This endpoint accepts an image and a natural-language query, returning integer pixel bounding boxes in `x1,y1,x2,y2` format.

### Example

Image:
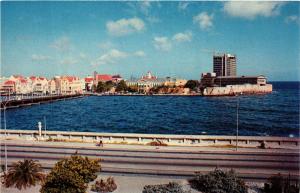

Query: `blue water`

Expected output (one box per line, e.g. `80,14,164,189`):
2,82,299,137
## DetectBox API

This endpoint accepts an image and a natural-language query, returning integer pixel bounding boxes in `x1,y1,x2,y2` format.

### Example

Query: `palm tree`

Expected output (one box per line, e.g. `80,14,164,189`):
2,159,45,190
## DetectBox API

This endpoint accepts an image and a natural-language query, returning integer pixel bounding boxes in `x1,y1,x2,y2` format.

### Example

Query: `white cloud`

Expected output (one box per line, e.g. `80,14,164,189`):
153,36,172,52
134,50,146,57
60,57,78,65
178,2,189,11
92,49,128,66
172,31,192,42
285,15,300,24
193,12,213,30
50,36,71,51
223,2,284,19
31,54,51,61
106,17,145,36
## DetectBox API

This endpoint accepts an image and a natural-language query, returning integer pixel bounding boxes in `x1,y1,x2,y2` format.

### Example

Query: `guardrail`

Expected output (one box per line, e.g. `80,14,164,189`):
1,129,299,148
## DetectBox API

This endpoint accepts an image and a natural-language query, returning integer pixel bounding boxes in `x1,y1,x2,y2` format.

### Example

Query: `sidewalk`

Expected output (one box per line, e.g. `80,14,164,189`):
2,139,299,154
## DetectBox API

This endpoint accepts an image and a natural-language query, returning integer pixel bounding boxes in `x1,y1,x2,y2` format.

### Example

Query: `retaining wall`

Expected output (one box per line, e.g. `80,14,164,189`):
0,129,299,149
203,84,273,96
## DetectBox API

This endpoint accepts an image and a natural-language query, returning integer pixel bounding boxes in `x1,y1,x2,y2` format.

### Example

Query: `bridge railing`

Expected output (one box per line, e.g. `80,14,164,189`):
1,129,299,149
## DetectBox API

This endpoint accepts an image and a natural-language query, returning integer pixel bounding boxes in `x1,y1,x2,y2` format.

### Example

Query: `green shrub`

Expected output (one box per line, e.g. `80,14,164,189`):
148,140,168,146
188,168,247,193
142,182,190,193
40,166,86,193
59,154,101,183
40,155,101,193
264,173,299,193
91,177,117,193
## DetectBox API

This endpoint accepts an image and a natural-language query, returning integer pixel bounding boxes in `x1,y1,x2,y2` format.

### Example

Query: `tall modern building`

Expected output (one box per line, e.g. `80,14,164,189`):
213,53,237,77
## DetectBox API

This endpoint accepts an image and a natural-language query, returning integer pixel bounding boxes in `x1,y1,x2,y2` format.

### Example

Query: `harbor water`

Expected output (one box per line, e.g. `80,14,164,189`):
2,82,299,137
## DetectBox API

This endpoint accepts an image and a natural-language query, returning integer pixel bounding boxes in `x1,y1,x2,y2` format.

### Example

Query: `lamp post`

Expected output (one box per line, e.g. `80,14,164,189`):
44,116,47,139
2,99,9,173
236,95,239,151
235,92,242,151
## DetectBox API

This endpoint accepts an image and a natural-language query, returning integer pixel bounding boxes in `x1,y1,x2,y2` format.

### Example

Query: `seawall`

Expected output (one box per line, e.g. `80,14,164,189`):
1,129,299,149
203,84,273,96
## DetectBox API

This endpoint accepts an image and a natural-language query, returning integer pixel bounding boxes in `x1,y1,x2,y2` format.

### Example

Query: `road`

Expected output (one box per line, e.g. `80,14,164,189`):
1,140,299,182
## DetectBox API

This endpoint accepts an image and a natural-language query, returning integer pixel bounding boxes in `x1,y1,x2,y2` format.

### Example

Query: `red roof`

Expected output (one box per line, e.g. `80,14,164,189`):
85,77,94,83
38,77,46,81
20,79,27,83
29,76,37,81
67,76,77,82
4,80,15,85
60,76,78,83
96,74,112,82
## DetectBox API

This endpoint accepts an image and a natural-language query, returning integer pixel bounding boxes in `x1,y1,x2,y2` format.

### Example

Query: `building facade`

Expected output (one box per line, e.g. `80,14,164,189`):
213,53,237,77
93,71,123,87
201,72,267,87
126,71,165,93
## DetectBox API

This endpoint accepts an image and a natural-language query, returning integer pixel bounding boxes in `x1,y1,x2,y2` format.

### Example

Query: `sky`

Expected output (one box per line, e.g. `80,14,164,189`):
1,1,300,81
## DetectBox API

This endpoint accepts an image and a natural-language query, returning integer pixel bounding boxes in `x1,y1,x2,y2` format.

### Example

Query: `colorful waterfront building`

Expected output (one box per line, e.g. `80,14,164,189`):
126,71,165,93
84,76,94,92
48,79,57,94
55,76,84,94
0,80,16,95
164,77,187,87
29,76,49,95
93,71,123,87
10,75,32,94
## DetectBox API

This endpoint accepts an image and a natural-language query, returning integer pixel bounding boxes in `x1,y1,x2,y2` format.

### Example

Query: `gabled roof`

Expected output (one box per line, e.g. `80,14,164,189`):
61,76,78,82
20,79,27,83
29,76,37,81
85,77,94,83
38,77,47,81
4,80,15,85
96,74,112,81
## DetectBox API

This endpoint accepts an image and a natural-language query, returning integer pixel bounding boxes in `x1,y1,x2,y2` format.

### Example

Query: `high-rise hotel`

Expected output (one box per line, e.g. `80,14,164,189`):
213,53,237,77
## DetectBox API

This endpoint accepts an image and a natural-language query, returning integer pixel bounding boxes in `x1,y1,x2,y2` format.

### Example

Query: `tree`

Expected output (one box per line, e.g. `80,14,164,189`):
1,159,45,190
115,80,128,92
40,155,101,193
92,84,97,92
184,80,199,90
105,81,114,92
264,173,299,193
40,165,86,193
188,168,247,193
91,177,117,193
96,82,106,93
127,86,138,93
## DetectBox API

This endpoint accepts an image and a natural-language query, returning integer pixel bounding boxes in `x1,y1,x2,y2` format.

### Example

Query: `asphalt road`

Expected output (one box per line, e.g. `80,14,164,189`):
1,141,299,182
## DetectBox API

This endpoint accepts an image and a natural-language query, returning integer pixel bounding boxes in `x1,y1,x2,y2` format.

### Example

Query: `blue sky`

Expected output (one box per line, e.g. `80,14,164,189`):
1,1,299,81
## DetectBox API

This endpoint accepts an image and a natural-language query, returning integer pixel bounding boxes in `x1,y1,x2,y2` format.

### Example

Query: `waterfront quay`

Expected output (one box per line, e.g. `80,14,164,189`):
0,94,83,109
1,129,299,182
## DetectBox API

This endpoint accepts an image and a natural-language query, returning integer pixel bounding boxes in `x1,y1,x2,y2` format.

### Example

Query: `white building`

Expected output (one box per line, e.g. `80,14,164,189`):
29,76,49,94
126,71,165,93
